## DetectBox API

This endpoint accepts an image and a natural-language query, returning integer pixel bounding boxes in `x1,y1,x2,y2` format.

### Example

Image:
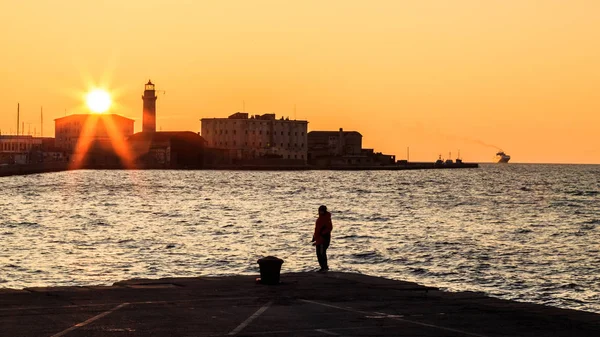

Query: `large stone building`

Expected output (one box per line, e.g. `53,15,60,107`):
128,131,208,168
0,136,63,164
200,112,308,162
54,114,134,152
307,128,363,158
0,135,43,164
0,135,42,154
308,128,395,166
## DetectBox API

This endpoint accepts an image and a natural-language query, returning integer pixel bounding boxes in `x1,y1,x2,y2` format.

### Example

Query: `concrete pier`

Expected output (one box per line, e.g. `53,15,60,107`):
0,272,598,336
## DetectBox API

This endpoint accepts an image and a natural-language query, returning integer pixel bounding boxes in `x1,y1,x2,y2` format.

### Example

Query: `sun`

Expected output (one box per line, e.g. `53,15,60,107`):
86,89,112,113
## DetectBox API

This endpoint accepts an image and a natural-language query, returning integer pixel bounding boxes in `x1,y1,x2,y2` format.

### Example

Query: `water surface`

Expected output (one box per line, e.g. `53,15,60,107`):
1,165,599,313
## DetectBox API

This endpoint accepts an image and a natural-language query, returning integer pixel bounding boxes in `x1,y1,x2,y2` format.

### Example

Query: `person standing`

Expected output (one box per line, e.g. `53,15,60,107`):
312,205,333,272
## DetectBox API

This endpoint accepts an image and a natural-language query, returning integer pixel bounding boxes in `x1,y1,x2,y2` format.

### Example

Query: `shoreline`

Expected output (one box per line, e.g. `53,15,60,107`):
0,162,479,177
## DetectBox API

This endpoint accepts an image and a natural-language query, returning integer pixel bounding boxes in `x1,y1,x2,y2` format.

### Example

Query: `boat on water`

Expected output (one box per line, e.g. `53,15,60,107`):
496,151,510,163
433,152,478,168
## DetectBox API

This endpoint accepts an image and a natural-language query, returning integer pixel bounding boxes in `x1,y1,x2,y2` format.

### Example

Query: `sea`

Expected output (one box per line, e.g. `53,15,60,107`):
1,164,599,313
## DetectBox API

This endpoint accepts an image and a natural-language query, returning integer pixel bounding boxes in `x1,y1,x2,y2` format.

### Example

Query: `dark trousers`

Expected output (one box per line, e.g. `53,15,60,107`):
316,235,331,269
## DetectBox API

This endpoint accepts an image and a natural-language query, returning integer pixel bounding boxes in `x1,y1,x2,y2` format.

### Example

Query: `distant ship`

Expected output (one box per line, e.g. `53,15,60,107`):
496,151,510,163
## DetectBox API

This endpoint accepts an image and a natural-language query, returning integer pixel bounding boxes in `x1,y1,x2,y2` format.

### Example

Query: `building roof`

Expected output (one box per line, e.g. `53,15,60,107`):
128,131,207,145
54,114,135,122
200,112,307,123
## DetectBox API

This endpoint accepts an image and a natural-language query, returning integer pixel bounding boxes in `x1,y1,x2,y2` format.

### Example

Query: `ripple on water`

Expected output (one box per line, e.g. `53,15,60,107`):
0,165,599,314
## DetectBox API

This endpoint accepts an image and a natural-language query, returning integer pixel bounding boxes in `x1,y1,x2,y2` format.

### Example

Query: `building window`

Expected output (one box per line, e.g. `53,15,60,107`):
266,131,269,135
259,142,262,147
233,130,236,135
233,141,236,146
225,130,228,134
288,132,291,136
301,132,304,136
245,130,248,134
259,131,262,135
294,154,297,159
295,132,297,136
281,131,283,135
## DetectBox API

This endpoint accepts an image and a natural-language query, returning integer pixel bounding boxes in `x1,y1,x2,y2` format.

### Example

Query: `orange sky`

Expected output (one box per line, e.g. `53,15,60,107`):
1,0,599,163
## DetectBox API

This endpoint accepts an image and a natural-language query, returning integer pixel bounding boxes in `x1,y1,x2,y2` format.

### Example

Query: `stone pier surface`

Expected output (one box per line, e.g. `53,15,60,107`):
1,272,598,336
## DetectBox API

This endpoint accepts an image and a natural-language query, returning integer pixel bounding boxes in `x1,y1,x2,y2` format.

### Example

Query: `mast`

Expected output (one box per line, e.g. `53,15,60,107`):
17,103,20,136
41,106,43,137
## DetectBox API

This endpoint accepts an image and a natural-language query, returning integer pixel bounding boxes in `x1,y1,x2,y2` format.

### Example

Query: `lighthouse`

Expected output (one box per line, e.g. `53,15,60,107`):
142,80,157,133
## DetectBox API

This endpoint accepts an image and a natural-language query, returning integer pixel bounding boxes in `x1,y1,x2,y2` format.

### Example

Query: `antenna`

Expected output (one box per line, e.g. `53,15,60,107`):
41,106,43,138
17,103,20,136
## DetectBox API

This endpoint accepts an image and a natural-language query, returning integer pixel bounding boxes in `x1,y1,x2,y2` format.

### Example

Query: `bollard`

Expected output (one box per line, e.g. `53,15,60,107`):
257,256,284,285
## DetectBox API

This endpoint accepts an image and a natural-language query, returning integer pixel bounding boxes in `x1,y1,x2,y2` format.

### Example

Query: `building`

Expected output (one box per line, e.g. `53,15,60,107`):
128,131,208,168
308,128,395,166
307,128,362,158
200,112,308,163
142,80,157,133
0,135,43,164
54,114,134,152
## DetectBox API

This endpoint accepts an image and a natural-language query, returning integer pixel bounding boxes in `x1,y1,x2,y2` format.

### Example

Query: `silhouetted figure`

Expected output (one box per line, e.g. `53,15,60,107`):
312,205,333,272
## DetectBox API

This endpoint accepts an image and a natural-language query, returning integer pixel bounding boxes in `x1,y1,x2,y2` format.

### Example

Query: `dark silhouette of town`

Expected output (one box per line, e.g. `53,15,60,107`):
0,80,476,175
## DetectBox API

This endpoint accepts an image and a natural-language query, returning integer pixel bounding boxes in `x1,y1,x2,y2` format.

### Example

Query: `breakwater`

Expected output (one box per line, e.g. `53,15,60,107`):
0,161,478,177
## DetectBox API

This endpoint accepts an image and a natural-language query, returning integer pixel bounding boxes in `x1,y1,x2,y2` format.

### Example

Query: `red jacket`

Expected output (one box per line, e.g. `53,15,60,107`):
313,212,333,244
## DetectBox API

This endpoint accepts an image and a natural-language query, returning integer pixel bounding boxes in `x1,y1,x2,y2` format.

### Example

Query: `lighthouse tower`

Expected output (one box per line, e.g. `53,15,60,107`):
142,80,157,133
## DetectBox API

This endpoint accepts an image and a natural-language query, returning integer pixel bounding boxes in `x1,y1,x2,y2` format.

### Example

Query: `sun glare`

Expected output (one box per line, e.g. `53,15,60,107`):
86,89,112,113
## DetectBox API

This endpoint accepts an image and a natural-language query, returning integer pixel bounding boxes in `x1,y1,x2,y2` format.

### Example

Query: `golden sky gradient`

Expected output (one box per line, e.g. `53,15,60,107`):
1,0,599,163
